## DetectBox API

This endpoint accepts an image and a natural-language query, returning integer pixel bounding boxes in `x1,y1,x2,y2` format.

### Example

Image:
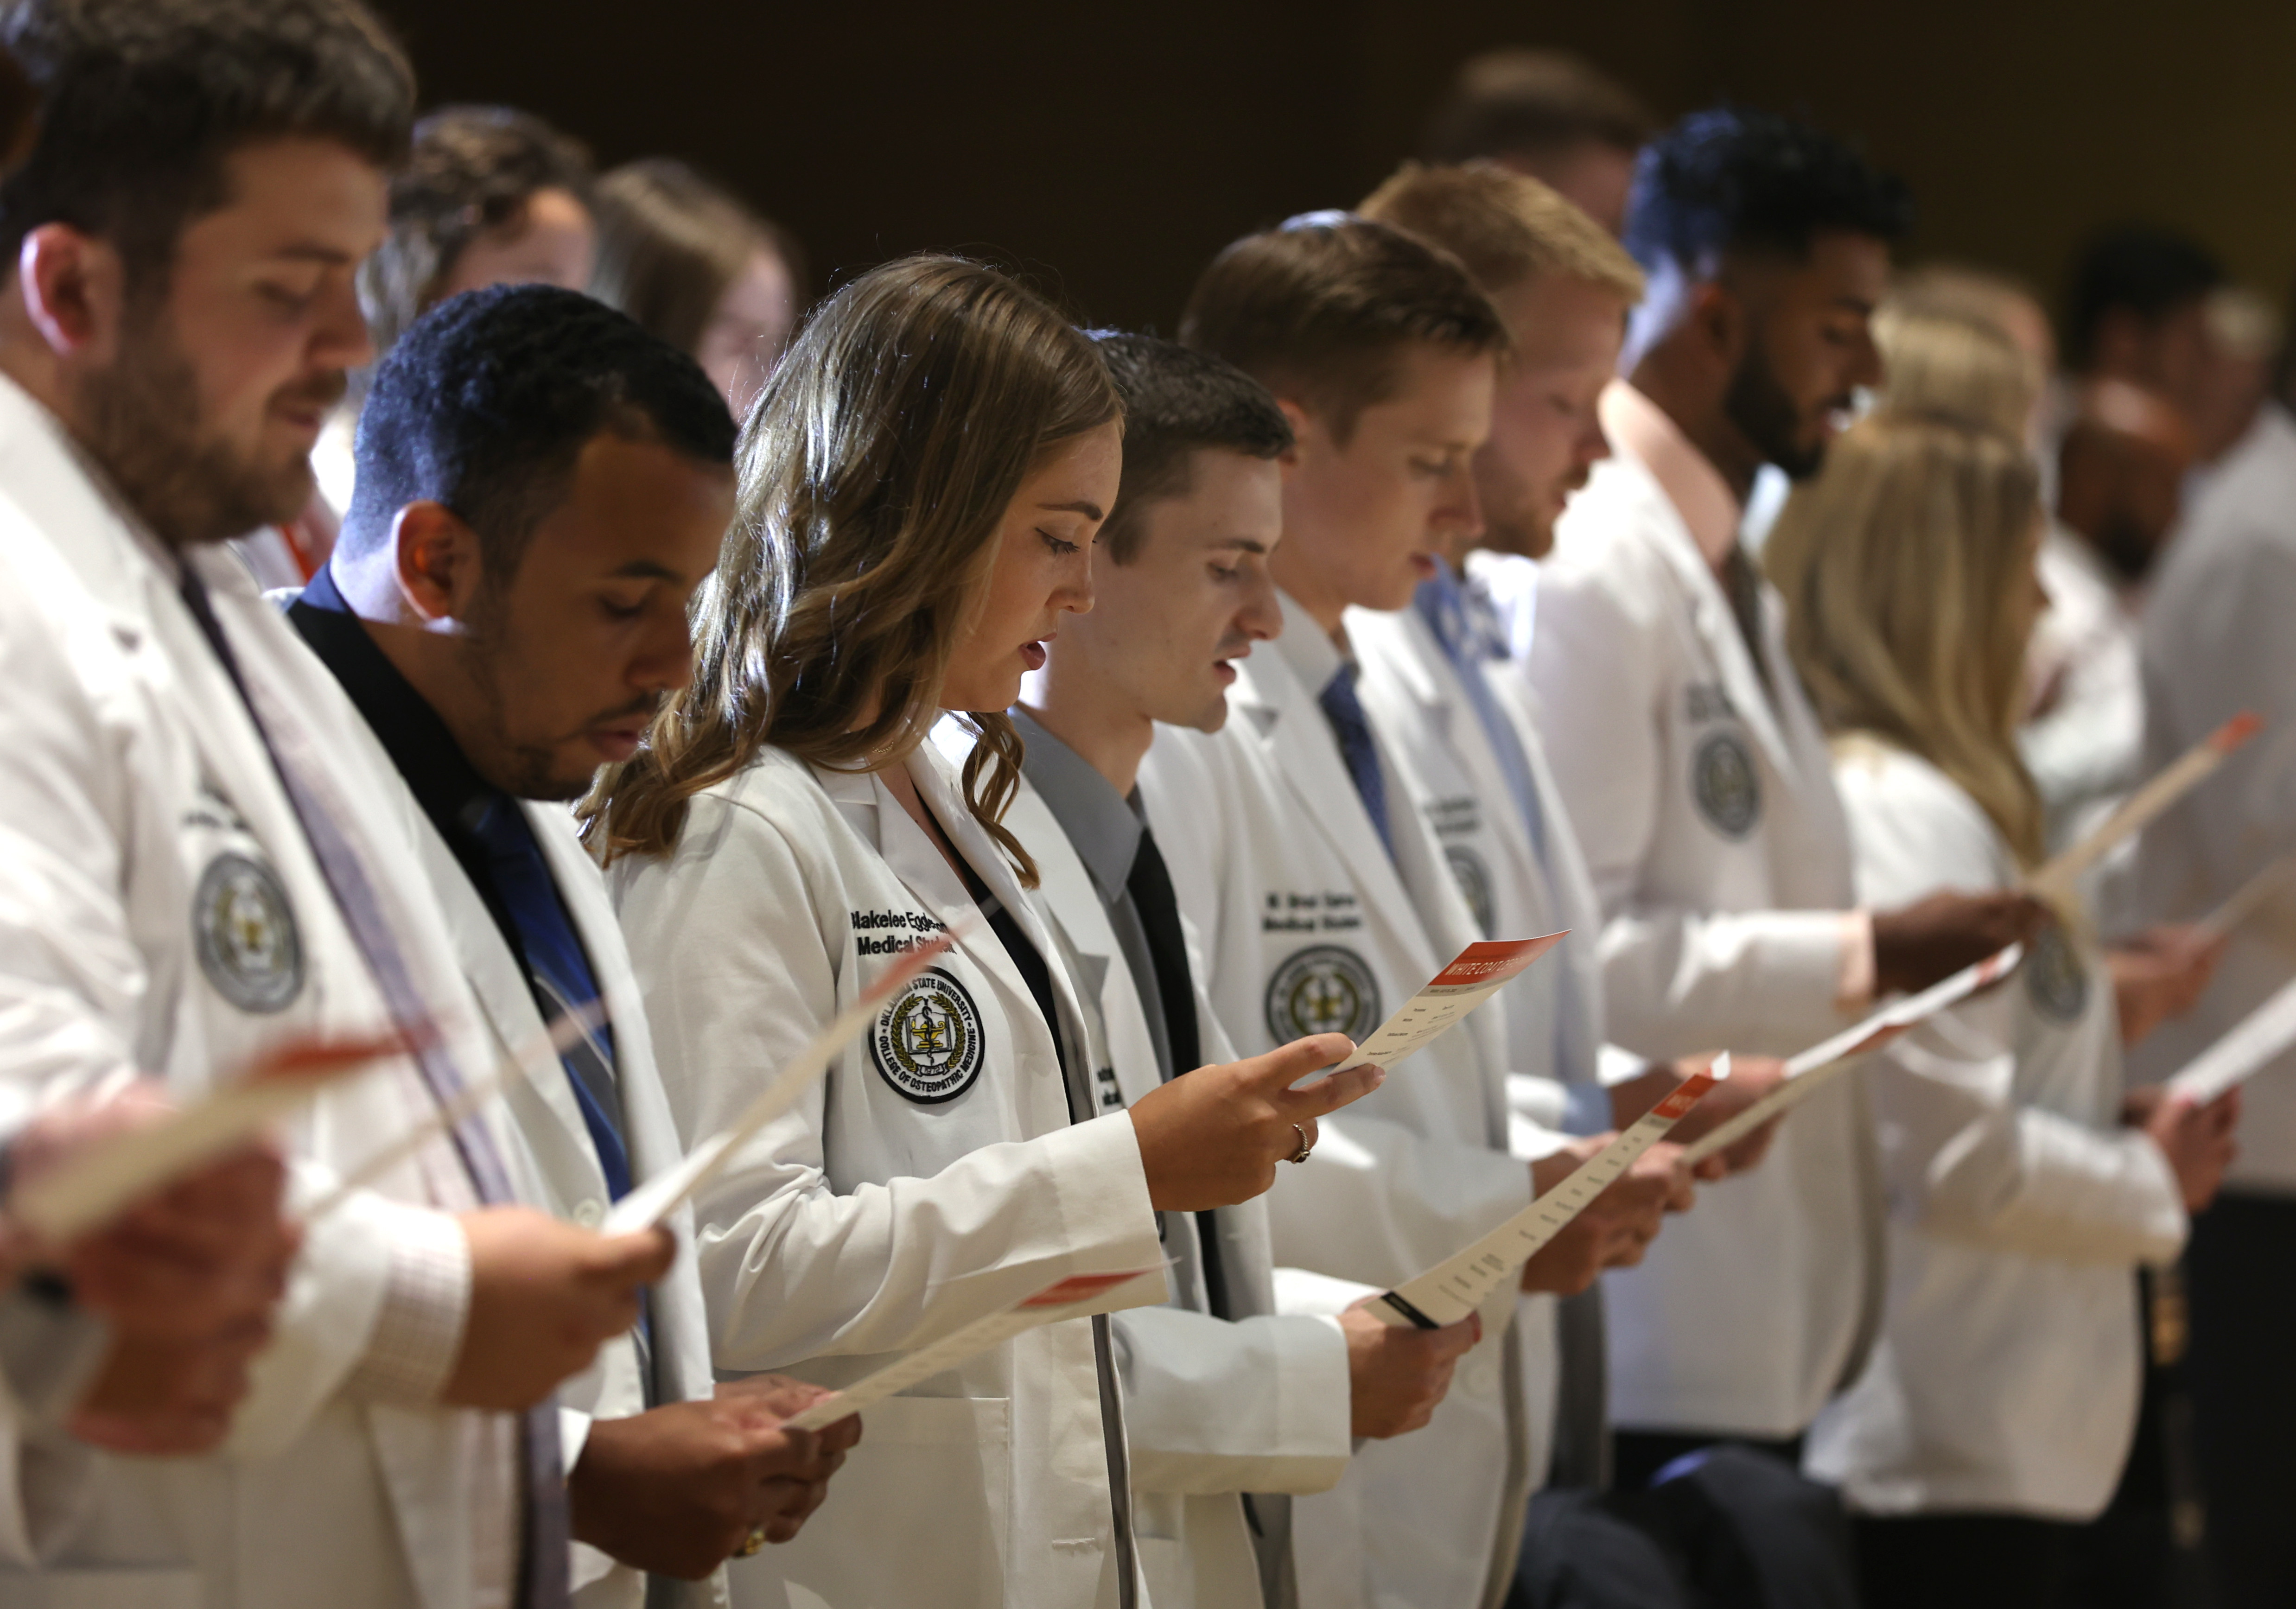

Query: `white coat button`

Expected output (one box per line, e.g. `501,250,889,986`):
573,1199,604,1229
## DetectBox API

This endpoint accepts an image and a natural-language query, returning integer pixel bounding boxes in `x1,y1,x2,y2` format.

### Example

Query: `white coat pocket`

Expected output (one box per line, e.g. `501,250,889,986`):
736,1394,1012,1609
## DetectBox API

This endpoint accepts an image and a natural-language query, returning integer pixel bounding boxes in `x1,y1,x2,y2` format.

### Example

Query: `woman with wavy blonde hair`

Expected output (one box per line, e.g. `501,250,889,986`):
1765,406,2236,1609
595,255,1368,1609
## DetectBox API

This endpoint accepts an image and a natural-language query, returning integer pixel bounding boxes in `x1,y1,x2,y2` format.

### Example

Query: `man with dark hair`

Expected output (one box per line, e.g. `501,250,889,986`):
1000,329,1474,1609
0,5,674,1604
285,101,597,552
2064,226,2224,390
1524,107,2042,1522
298,282,858,1606
1151,214,1685,1609
1419,49,1654,238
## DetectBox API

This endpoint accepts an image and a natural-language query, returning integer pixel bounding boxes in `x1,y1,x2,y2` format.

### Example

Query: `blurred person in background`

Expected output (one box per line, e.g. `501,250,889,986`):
275,102,595,545
2126,248,2296,1609
591,158,805,422
1766,399,2237,1609
1418,49,1654,238
1527,115,2046,1554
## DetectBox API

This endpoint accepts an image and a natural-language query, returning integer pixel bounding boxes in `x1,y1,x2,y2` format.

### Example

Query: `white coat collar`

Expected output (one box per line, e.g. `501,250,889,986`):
1604,445,1798,776
1228,617,1441,988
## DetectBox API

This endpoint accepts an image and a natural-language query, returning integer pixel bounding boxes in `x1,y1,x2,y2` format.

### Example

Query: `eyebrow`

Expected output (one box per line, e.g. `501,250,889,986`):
1831,295,1878,314
269,244,362,266
1039,500,1105,521
1210,536,1270,555
610,559,685,582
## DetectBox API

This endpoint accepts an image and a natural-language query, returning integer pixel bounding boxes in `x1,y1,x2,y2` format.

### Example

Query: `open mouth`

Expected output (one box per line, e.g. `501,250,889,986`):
1020,640,1047,671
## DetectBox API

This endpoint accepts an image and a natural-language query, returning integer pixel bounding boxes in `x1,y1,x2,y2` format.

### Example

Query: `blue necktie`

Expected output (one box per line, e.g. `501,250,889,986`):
177,569,571,1609
1417,564,1545,855
1319,662,1394,861
467,798,632,1202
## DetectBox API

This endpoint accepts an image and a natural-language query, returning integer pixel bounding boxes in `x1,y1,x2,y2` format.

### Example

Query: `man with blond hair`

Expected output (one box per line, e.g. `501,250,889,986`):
1360,161,1788,1609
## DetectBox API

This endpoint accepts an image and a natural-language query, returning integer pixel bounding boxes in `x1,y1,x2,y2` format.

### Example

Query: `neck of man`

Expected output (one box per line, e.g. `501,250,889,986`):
1268,525,1353,649
1019,656,1157,801
1628,339,1765,508
323,548,492,776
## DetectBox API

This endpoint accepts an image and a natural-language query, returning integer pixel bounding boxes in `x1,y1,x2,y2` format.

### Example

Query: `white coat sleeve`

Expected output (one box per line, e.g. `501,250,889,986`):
2147,530,2296,877
1108,1307,1352,1497
617,795,1163,1371
1522,563,1856,1057
1843,758,2187,1268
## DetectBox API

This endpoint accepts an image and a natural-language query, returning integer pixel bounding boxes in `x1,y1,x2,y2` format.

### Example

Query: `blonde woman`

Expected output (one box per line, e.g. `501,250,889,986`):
1764,406,2239,1609
588,257,1373,1609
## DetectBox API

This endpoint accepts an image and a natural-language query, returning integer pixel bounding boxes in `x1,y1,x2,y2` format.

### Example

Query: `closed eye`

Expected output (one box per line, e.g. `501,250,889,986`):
1039,528,1082,557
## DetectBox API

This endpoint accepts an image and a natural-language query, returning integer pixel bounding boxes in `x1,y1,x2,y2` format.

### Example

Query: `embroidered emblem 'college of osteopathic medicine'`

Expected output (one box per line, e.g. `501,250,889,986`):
870,967,988,1103
194,852,305,1013
1692,729,1762,840
1265,944,1382,1044
2024,924,2092,1024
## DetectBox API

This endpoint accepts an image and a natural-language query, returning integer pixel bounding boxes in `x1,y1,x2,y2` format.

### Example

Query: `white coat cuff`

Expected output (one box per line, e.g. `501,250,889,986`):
343,1206,471,1407
1272,1266,1381,1318
1272,1313,1356,1474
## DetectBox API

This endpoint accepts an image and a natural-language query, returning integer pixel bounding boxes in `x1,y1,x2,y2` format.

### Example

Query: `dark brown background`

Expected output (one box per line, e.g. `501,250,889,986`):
371,0,2296,334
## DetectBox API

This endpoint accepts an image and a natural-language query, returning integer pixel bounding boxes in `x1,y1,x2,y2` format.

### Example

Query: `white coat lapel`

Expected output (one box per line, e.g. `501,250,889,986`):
1239,651,1436,979
1632,467,1796,776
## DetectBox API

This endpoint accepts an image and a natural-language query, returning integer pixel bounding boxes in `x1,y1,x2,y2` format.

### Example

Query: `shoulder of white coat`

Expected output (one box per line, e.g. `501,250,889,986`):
622,750,842,898
1830,733,2012,897
1539,464,1675,635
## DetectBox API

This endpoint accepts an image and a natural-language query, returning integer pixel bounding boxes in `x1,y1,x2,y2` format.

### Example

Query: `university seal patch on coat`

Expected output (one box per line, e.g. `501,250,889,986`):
2023,924,2091,1025
192,851,304,1014
870,967,987,1103
1691,729,1762,840
1265,944,1381,1043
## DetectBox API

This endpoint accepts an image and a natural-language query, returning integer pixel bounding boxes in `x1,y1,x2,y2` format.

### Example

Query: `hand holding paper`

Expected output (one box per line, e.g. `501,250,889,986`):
11,1029,414,1244
1344,935,1568,1071
1679,944,2025,1168
2025,712,2262,910
1373,1056,1726,1330
779,1267,1166,1432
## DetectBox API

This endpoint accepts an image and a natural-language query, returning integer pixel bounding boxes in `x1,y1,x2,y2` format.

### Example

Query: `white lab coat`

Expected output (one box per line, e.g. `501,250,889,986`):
1140,593,1565,1609
2132,401,2296,1193
998,777,1355,1609
1809,739,2185,1519
2021,525,2145,855
406,800,725,1609
611,743,1168,1609
1526,450,1881,1439
0,374,524,1609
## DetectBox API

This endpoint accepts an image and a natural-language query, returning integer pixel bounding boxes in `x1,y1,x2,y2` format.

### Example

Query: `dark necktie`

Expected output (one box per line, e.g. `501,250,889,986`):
177,568,572,1609
1319,662,1394,861
467,799,633,1201
1124,827,1232,1322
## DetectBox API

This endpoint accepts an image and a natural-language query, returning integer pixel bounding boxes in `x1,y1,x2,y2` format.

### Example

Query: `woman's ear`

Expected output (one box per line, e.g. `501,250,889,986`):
391,501,484,628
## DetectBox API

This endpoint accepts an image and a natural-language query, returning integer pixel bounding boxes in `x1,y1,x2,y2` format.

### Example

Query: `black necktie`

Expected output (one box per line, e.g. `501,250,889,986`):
1124,827,1232,1321
177,568,572,1609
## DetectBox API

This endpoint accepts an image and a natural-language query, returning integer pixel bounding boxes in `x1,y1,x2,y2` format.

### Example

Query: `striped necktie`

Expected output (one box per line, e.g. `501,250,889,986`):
177,566,572,1609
